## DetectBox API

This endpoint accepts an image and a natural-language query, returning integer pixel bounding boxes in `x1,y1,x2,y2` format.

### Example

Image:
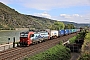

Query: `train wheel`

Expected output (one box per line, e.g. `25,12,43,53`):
36,41,38,44
43,40,45,42
39,40,42,43
32,42,35,45
54,36,57,38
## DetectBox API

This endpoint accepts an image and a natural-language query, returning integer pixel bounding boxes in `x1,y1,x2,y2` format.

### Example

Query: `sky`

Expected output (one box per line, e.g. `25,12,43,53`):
0,0,90,24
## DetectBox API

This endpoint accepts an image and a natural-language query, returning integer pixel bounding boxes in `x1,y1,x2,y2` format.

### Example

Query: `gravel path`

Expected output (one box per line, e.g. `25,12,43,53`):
70,53,81,60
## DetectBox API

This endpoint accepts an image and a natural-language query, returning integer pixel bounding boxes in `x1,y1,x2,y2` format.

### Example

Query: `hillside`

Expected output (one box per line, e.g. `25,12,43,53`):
0,2,57,29
62,21,90,28
0,2,89,30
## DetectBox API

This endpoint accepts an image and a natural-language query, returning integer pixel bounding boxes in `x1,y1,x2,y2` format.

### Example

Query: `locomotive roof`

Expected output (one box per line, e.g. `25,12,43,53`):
20,31,29,34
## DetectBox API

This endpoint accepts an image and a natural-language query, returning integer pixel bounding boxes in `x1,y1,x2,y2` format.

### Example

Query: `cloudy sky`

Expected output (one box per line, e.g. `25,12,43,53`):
0,0,90,23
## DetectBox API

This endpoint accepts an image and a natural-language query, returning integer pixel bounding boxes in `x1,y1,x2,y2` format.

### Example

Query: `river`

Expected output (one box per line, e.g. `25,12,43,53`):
0,30,27,44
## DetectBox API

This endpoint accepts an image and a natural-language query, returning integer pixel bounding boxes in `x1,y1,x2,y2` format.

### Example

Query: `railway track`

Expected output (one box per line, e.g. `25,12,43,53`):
0,33,76,60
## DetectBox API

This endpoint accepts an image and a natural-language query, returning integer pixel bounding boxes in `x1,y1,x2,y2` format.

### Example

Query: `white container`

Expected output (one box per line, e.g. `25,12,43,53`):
50,30,58,38
45,29,59,39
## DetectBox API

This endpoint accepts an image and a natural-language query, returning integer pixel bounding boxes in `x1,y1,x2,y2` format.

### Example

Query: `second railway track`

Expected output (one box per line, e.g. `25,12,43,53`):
0,33,76,60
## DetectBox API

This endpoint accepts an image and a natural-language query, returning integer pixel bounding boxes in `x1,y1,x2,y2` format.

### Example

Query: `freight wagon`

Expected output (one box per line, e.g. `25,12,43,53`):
45,29,58,39
65,29,69,35
58,30,65,36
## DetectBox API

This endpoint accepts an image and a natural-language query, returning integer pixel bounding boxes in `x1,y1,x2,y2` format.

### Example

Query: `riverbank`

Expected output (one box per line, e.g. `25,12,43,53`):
0,28,29,31
0,30,15,32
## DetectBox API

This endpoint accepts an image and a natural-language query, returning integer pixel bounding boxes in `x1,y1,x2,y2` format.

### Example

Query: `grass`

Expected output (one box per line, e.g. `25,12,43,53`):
82,32,90,51
78,32,90,60
69,36,77,43
82,32,90,48
85,32,90,40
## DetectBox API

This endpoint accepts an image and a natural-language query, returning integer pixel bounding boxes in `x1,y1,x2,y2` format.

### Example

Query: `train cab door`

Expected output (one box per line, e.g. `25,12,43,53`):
28,32,34,45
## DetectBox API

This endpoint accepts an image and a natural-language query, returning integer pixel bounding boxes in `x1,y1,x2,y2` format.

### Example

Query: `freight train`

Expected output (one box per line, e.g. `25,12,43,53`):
19,29,80,46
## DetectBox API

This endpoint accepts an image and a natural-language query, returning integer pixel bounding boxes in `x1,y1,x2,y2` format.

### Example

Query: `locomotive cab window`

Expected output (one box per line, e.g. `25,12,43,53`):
20,33,28,37
30,34,34,37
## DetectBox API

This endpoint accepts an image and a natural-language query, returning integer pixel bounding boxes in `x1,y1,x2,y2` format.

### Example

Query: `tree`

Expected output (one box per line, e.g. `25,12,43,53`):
51,21,65,30
65,24,75,29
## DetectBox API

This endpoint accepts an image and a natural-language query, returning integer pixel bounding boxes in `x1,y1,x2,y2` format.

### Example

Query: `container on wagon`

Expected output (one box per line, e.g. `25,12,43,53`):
58,29,65,36
77,29,80,32
65,29,69,35
74,29,76,32
31,31,49,43
69,29,72,34
45,29,58,39
38,31,50,40
72,29,74,33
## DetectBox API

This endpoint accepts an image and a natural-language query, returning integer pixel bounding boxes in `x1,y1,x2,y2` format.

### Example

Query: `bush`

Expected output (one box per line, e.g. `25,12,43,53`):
79,53,90,60
69,36,77,43
25,45,71,60
69,31,87,44
85,33,90,40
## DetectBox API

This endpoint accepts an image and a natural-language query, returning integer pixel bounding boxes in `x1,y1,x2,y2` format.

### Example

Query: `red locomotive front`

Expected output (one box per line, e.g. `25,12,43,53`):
20,31,34,46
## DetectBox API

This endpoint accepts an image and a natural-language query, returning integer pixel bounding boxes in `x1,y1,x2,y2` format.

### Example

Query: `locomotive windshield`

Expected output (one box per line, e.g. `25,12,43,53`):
30,34,34,37
20,33,28,37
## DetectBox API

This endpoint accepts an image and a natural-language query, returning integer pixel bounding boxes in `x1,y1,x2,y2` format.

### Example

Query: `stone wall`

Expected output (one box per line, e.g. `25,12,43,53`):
15,28,29,31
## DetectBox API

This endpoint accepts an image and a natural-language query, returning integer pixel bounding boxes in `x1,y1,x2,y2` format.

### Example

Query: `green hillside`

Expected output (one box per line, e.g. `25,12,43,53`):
62,21,90,28
0,2,59,30
0,2,88,30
